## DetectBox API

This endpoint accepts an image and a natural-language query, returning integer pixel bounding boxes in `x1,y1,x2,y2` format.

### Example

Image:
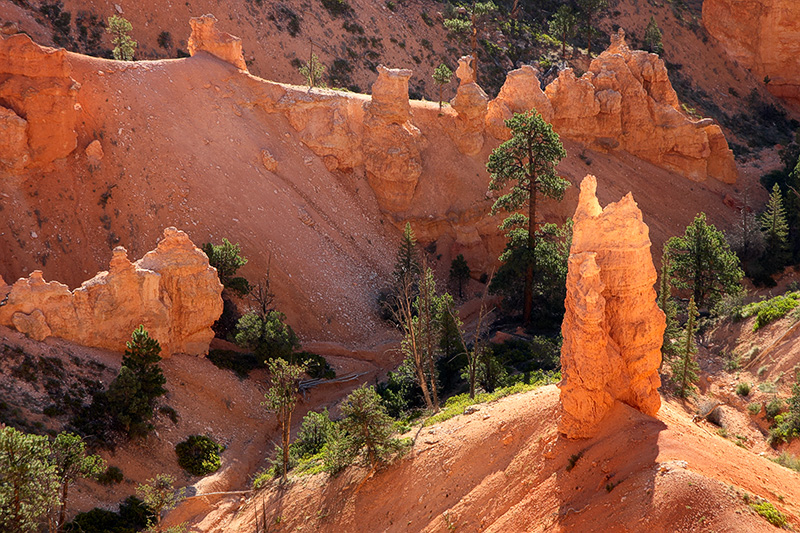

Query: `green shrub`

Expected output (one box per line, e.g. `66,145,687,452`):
750,500,787,528
206,349,264,379
293,409,333,458
97,465,124,485
747,403,761,415
740,292,800,331
175,435,223,476
65,496,152,533
319,0,352,16
201,239,249,295
736,382,751,396
766,398,784,420
252,469,272,490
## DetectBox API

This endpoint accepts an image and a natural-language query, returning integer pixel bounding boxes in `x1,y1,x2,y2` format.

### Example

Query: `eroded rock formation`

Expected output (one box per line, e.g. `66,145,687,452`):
0,228,223,356
188,14,248,71
704,0,800,110
486,65,553,139
559,175,665,439
448,56,489,156
543,30,737,183
0,33,80,173
362,65,423,211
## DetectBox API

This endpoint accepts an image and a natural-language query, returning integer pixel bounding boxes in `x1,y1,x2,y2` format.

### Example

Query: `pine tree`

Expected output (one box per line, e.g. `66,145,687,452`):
443,1,498,83
549,5,577,60
49,433,105,532
432,63,453,111
760,183,790,266
643,16,663,55
136,474,185,533
263,359,306,481
449,254,470,298
658,250,681,362
577,0,607,57
299,53,326,88
665,213,744,308
393,222,420,292
106,15,137,61
672,296,700,398
487,110,568,324
338,386,401,467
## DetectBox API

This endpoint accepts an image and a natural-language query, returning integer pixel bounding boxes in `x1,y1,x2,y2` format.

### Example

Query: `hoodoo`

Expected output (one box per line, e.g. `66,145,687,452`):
559,176,666,439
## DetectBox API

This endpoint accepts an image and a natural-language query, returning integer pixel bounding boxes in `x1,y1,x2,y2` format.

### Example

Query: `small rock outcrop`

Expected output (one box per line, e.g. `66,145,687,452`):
0,33,80,173
544,30,738,184
448,56,489,155
704,0,800,110
362,65,423,211
558,176,665,439
0,228,223,356
486,65,553,139
188,14,248,71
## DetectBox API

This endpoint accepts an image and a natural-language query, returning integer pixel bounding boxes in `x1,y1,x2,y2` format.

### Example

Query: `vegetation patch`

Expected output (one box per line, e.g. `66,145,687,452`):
750,500,788,528
739,292,800,331
424,377,556,427
175,435,224,476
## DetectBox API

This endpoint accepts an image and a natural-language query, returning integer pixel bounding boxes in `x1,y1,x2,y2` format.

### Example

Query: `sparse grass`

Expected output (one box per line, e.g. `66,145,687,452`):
766,398,784,420
747,403,762,415
773,451,800,472
759,380,779,394
736,382,752,396
566,450,584,472
423,376,556,427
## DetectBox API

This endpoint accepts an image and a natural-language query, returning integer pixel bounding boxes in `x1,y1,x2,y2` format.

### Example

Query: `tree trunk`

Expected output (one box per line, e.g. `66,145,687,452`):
282,407,291,481
471,14,479,83
438,85,443,110
523,142,537,325
561,29,567,60
58,482,69,532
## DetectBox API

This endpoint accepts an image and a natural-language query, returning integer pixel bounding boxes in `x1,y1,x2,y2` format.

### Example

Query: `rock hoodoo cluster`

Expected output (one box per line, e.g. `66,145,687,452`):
0,33,80,173
188,14,248,72
558,176,666,439
0,228,223,357
542,30,737,183
703,0,800,110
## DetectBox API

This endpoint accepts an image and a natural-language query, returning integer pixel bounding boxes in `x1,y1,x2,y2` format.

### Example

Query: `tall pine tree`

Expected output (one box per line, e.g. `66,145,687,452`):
760,183,790,267
672,297,700,398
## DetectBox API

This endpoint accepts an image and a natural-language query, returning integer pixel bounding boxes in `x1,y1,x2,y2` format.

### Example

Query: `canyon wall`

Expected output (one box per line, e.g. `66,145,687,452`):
0,228,223,357
559,176,665,439
703,0,800,111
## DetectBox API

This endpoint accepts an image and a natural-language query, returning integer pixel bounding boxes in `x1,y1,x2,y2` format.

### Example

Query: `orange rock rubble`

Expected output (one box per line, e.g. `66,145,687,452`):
0,228,223,356
559,175,665,439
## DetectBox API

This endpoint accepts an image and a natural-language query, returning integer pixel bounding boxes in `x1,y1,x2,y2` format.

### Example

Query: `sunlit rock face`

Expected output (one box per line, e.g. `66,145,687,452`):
0,228,223,357
558,176,665,439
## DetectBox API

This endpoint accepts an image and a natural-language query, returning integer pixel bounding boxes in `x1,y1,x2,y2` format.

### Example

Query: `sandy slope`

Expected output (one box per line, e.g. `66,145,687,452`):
213,386,800,533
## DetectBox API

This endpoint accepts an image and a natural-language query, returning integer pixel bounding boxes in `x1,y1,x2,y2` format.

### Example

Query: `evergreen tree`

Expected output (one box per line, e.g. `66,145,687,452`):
549,5,577,60
577,0,607,57
658,250,681,361
665,213,744,308
201,238,249,295
234,310,300,362
643,16,663,55
432,63,453,111
393,222,420,292
0,427,58,533
338,386,401,467
263,359,305,481
449,254,470,299
443,1,498,83
136,474,185,533
672,296,700,398
107,15,137,61
49,433,105,532
487,111,568,324
760,183,790,266
728,200,766,281
104,325,168,438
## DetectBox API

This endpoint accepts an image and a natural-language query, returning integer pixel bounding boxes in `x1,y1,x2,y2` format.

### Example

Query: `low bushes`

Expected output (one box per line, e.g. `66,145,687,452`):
175,435,224,476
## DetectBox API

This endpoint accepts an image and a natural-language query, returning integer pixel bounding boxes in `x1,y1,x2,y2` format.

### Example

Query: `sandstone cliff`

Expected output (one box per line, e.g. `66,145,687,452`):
703,0,800,110
559,175,665,439
0,228,223,356
0,33,80,173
